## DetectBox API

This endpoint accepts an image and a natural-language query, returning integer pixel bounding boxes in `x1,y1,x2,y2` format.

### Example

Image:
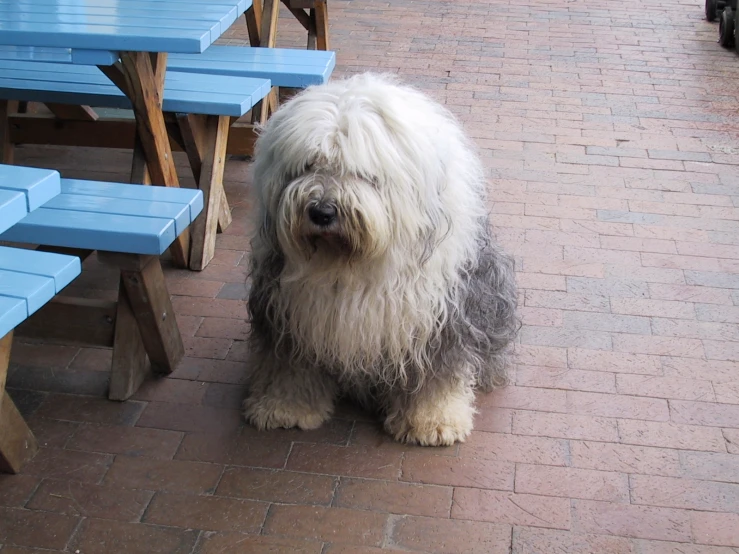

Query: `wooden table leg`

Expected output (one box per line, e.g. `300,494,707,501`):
0,332,39,474
175,115,231,270
99,52,190,268
249,0,280,125
177,113,232,235
0,100,17,164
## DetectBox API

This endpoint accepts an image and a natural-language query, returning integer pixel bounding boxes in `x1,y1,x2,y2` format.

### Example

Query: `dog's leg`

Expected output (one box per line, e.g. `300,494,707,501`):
383,374,476,447
243,351,337,431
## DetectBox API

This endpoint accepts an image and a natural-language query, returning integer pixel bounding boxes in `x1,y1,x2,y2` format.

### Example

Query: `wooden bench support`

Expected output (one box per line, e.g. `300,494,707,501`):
15,253,184,401
0,332,38,474
7,113,260,158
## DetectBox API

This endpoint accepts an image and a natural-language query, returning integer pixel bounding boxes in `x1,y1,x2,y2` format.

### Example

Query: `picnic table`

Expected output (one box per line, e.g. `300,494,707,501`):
0,0,253,269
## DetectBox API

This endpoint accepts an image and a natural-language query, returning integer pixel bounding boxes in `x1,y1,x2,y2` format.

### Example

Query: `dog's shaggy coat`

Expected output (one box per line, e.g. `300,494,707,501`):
243,73,519,446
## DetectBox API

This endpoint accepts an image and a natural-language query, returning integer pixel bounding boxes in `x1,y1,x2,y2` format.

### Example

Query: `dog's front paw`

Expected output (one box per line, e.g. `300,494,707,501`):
386,414,473,447
243,396,332,431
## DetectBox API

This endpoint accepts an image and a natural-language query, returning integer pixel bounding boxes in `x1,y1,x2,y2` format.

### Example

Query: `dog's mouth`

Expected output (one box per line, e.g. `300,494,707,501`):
306,231,354,256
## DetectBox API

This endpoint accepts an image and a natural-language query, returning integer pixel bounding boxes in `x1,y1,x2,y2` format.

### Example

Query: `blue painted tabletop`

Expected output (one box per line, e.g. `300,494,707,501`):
0,164,61,234
0,0,251,64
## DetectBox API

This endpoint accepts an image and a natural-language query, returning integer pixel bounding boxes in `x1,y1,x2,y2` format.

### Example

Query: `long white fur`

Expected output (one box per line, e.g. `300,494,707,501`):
251,73,489,388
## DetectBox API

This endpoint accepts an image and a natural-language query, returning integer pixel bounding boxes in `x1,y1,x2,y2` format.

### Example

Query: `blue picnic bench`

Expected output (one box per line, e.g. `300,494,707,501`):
0,164,81,473
0,164,204,405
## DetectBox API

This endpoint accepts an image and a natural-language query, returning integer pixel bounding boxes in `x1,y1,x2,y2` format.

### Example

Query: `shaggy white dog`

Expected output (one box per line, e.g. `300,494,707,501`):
243,73,519,446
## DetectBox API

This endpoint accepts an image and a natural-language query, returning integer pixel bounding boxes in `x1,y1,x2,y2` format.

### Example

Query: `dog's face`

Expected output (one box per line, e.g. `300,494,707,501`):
250,74,462,274
274,165,391,265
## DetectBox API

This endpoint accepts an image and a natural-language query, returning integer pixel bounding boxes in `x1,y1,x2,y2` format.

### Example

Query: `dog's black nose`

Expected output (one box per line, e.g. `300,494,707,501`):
308,203,337,227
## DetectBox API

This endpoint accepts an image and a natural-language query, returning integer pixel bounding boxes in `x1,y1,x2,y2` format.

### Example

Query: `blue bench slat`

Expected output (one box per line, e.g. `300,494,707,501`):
0,190,27,235
0,164,61,211
0,246,81,293
2,4,242,40
1,208,177,255
0,295,26,339
0,269,57,315
0,61,270,117
10,0,249,14
61,179,204,223
168,46,336,88
45,194,191,237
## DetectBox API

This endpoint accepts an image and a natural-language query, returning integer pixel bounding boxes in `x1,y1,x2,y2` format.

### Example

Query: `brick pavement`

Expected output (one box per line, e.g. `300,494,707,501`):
2,0,739,552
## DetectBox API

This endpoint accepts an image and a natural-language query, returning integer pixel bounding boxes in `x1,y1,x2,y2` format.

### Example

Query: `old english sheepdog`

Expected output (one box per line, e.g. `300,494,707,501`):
243,73,519,446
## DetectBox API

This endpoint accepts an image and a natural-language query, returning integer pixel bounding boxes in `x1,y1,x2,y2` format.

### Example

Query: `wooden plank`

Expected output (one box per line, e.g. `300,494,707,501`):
8,113,259,157
45,104,99,121
176,113,232,233
109,51,190,268
15,297,116,348
314,0,330,50
188,115,230,270
245,2,262,47
109,276,149,401
117,255,184,372
0,100,15,164
0,331,39,474
285,0,317,8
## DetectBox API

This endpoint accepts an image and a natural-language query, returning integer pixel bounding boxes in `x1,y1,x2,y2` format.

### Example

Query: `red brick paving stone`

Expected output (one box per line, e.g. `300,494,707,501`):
512,410,619,442
335,478,452,518
515,365,617,393
135,401,242,435
566,390,669,422
473,405,513,434
632,540,739,554
661,357,737,382
26,416,78,448
461,431,570,466
0,507,79,550
184,336,233,359
225,340,250,362
168,277,223,298
611,335,705,358
173,356,250,384
132,377,208,405
66,423,183,459
180,426,294,471
478,385,568,413
70,519,199,554
197,317,249,341
452,488,570,529
567,349,663,375
103,456,222,494
0,475,41,507
615,374,715,402
67,347,112,371
691,512,739,547
323,546,413,554
33,394,145,426
617,419,727,452
670,400,739,428
570,441,682,477
171,296,248,319
571,500,692,542
143,492,268,533
26,480,153,521
195,532,323,554
286,443,403,480
390,516,511,554
724,429,739,454
216,467,336,505
512,527,635,554
9,342,79,369
0,548,68,554
264,505,387,547
679,451,739,483
515,464,629,503
514,344,568,368
20,447,112,483
630,475,739,512
401,451,514,490
203,382,247,409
